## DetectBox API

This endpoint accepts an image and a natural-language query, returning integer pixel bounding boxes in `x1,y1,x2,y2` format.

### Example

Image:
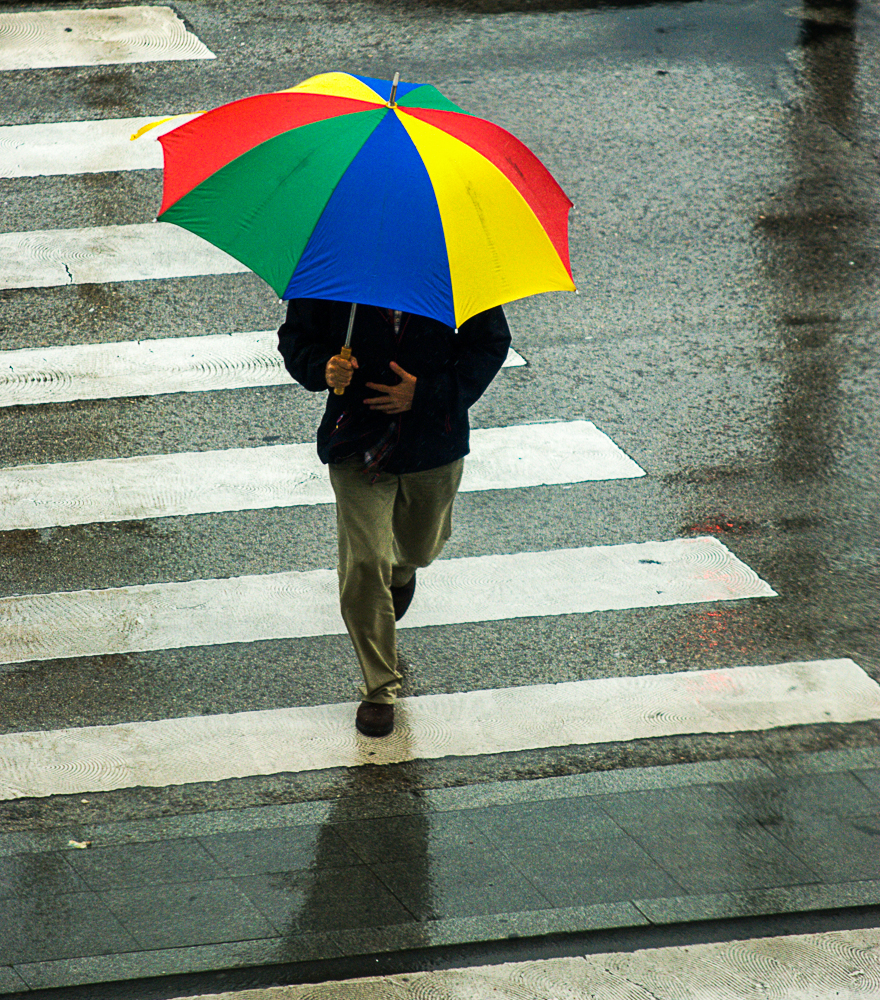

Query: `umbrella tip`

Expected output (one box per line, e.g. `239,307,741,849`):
388,71,400,107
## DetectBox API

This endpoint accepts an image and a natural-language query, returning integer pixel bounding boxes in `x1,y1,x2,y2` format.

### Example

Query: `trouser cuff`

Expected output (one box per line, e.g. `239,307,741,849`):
358,680,400,705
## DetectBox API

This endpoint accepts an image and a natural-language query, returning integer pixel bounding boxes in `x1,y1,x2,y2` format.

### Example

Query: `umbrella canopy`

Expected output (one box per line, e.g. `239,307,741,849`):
157,72,575,328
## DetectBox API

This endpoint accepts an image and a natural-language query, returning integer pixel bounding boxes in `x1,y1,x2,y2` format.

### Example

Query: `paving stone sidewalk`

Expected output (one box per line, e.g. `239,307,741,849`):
3,746,880,994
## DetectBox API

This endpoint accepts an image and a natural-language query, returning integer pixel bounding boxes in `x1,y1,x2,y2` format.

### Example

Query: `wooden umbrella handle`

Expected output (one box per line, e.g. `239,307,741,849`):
332,345,353,396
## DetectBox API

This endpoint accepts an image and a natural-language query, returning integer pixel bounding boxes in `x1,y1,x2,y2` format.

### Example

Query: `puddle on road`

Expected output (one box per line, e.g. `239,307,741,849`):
361,0,811,97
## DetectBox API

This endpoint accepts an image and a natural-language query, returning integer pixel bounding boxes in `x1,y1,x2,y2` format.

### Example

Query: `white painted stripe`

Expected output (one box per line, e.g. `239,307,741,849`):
0,421,643,531
0,6,214,71
0,659,868,799
503,345,526,367
0,332,526,407
0,537,775,665
0,115,199,178
0,331,287,405
0,223,248,289
169,928,880,999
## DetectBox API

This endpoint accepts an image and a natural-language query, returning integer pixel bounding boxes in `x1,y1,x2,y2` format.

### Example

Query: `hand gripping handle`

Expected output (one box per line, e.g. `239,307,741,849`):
332,345,353,396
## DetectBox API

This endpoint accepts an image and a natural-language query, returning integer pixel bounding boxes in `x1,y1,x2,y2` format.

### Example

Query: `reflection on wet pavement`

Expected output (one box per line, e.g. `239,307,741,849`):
290,749,434,953
759,0,864,482
4,750,880,988
1,0,879,993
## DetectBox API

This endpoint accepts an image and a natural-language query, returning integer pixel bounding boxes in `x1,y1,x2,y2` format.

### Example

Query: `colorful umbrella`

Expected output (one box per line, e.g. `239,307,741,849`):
156,71,576,330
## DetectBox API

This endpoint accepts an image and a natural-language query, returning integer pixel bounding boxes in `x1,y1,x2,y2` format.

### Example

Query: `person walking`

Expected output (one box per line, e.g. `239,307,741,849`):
278,298,511,737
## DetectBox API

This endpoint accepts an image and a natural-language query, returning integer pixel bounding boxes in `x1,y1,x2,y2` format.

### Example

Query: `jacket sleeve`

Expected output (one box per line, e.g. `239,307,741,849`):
410,306,512,417
276,299,334,392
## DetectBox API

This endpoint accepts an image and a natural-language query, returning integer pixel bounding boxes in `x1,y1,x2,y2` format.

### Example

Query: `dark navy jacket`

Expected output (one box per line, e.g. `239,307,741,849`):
277,298,511,474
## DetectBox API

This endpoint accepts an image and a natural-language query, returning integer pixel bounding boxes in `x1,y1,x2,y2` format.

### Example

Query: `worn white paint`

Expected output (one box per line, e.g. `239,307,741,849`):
0,223,248,289
502,345,526,367
0,659,871,799
0,332,526,407
0,537,774,666
0,421,643,530
0,7,214,71
169,928,880,1000
0,115,200,178
0,331,287,405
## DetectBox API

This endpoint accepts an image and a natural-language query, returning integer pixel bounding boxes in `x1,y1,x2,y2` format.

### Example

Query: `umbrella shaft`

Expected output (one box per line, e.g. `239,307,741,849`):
332,303,357,396
343,301,357,349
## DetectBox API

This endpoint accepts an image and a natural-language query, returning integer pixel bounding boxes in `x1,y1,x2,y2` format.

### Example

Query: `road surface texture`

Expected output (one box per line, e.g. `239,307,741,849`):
1,0,879,996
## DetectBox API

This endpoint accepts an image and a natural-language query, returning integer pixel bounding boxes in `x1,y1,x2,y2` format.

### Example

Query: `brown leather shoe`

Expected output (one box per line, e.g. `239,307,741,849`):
356,701,394,737
390,572,416,621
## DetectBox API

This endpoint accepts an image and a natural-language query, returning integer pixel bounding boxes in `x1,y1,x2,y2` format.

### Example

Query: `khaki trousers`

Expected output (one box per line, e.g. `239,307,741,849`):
328,457,465,704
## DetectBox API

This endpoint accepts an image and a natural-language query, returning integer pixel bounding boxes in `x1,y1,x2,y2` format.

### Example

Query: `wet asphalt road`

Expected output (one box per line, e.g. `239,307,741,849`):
1,0,880,942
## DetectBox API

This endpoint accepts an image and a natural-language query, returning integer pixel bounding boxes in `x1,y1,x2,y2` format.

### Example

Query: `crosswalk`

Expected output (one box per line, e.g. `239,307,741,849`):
0,222,248,288
0,6,214,70
2,659,874,800
158,928,880,999
0,332,525,407
0,538,772,664
0,115,200,177
2,10,876,796
0,421,641,529
3,7,878,994
0,330,293,406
